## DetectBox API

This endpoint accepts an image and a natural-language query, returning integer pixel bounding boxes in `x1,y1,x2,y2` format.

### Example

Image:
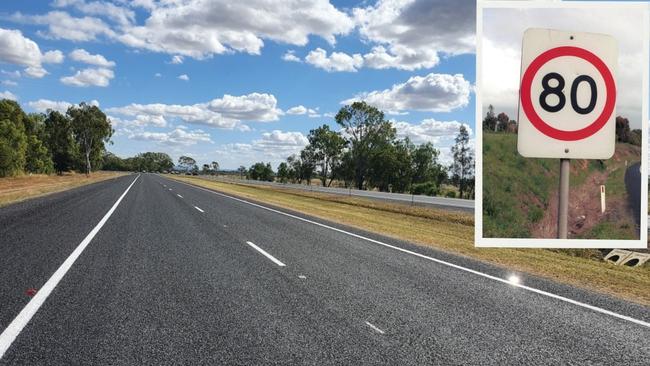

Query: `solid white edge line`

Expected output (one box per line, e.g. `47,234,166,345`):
0,174,140,360
177,194,183,198
365,321,385,334
246,241,286,267
194,206,204,213
168,177,650,329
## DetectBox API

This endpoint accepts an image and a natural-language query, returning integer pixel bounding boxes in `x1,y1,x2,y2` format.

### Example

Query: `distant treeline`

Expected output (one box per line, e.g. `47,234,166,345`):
482,104,641,146
0,99,112,177
241,102,475,199
102,151,174,173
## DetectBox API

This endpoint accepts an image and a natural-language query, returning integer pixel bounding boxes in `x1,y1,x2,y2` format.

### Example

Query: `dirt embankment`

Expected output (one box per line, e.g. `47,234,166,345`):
531,151,639,239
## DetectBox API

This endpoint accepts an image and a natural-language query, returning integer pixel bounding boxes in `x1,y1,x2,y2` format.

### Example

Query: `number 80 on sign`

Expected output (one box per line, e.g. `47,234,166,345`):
517,28,617,159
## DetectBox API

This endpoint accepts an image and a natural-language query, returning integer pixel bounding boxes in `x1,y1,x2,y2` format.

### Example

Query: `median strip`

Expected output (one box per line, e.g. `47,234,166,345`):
245,241,286,267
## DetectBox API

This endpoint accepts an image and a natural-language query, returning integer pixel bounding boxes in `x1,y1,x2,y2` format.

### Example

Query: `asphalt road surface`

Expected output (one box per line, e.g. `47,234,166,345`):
0,173,648,365
624,162,641,226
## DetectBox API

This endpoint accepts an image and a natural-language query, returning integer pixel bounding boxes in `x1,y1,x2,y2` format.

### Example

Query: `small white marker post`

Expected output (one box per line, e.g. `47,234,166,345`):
600,185,606,213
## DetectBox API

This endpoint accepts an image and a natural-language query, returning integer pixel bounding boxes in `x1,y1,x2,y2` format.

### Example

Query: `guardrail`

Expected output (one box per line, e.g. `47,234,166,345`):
195,175,475,211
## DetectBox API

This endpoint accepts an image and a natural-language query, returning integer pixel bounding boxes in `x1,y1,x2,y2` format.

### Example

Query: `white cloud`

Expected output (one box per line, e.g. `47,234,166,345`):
60,67,114,87
286,105,308,115
128,128,213,146
11,11,115,42
178,74,189,81
42,50,64,64
282,50,301,63
206,93,282,122
52,0,135,26
215,130,308,168
343,73,471,114
362,45,439,71
24,67,48,78
2,80,17,86
154,72,161,77
0,90,17,100
116,0,354,59
27,99,72,112
393,119,472,145
305,48,363,72
69,48,115,67
0,28,64,78
353,0,475,70
170,55,183,64
107,93,282,130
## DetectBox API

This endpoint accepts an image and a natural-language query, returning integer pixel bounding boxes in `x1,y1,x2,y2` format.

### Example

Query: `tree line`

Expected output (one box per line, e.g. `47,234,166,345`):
482,104,641,146
243,102,475,199
0,99,112,177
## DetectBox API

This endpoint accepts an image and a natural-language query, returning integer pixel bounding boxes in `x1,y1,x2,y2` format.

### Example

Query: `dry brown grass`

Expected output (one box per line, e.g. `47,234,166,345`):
0,171,128,207
170,175,650,306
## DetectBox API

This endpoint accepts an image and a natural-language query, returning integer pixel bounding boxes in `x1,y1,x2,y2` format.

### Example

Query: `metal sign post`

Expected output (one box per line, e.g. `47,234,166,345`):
558,159,570,238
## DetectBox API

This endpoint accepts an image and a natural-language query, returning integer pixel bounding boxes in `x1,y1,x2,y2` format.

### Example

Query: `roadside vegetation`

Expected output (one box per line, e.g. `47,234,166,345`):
482,105,641,239
169,174,650,306
0,98,177,204
0,171,126,207
237,102,475,199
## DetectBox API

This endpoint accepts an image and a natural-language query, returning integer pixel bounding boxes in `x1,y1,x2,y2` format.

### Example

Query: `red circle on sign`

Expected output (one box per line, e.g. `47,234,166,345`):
520,46,616,141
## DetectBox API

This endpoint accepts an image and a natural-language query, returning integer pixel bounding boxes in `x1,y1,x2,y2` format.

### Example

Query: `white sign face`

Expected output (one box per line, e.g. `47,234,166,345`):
517,28,617,159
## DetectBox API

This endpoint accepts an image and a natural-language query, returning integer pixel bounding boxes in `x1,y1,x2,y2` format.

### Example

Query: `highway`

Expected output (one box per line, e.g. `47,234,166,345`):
0,173,648,365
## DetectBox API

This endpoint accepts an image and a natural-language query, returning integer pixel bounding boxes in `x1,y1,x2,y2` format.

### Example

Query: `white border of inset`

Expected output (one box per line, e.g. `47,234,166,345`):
475,0,649,248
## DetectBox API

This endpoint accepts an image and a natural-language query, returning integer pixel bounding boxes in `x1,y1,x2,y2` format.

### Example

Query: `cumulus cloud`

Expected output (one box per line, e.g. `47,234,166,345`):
282,50,301,62
69,48,115,67
116,0,354,59
2,80,17,86
24,67,48,78
27,99,72,112
42,50,64,64
128,128,213,146
170,55,183,64
215,130,308,168
353,0,475,70
10,11,116,42
27,98,98,113
107,93,282,130
205,93,282,122
393,119,472,144
60,67,114,87
0,28,64,78
52,0,135,26
305,48,363,72
0,90,17,100
343,73,471,114
177,74,189,81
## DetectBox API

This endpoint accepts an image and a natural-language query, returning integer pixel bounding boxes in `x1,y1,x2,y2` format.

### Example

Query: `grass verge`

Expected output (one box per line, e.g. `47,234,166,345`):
168,175,650,306
0,171,128,207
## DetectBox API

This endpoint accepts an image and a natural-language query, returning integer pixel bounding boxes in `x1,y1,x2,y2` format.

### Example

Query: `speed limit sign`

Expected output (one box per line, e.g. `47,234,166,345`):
517,28,617,159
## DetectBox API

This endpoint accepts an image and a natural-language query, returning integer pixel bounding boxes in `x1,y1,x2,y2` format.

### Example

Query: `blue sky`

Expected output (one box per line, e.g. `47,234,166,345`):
0,0,475,169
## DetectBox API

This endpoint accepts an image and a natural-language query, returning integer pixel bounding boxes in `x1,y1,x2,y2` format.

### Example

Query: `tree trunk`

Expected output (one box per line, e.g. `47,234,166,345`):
85,150,91,177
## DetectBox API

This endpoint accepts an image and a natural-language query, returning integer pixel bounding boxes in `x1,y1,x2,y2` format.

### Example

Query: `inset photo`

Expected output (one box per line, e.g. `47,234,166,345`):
475,1,649,247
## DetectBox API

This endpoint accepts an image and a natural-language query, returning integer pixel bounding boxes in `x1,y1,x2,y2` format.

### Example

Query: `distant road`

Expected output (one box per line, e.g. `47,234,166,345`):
199,175,475,212
625,162,641,226
0,173,648,364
